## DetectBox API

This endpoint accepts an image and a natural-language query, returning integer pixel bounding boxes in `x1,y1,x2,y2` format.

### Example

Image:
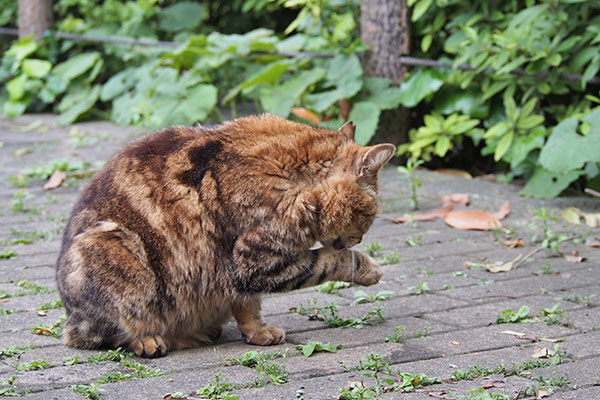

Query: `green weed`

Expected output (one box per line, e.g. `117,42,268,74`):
296,341,342,357
496,305,536,324
315,280,352,296
195,373,239,400
364,242,383,256
352,290,394,305
408,282,429,295
0,249,17,260
385,326,406,343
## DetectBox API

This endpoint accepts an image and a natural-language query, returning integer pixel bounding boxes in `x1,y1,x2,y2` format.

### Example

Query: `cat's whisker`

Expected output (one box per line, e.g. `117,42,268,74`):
350,249,355,284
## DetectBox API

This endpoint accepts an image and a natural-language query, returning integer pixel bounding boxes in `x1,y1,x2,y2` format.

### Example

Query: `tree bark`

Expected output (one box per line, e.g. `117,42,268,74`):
360,0,410,147
18,0,53,40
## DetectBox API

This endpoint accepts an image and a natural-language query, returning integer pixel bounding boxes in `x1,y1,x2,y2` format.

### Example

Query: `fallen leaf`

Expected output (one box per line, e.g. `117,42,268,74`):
427,391,450,399
36,311,47,317
559,207,600,227
43,170,67,190
502,330,526,337
540,337,564,343
583,213,600,228
482,383,495,389
560,207,581,225
451,341,460,345
291,107,321,125
589,242,600,248
394,193,469,223
503,239,524,248
563,254,585,263
532,347,553,359
465,254,523,273
34,328,54,335
491,201,511,220
435,169,473,179
339,99,350,120
537,389,552,399
444,201,510,231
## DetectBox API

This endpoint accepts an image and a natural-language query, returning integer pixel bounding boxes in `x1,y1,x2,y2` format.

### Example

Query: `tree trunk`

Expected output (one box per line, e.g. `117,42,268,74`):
18,0,53,40
360,0,410,147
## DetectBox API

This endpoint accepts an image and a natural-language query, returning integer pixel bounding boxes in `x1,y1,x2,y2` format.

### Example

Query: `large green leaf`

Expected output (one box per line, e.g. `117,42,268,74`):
6,74,27,101
508,126,546,168
348,102,381,146
178,84,218,122
159,2,206,32
305,54,364,112
57,85,101,126
539,109,600,173
22,59,52,78
361,78,403,110
397,69,445,107
434,89,489,119
52,52,101,83
520,168,583,199
3,99,28,117
100,68,136,102
259,69,326,116
223,60,292,104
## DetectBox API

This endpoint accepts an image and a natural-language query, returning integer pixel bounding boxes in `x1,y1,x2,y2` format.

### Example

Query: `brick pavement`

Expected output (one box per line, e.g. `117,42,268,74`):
0,114,599,399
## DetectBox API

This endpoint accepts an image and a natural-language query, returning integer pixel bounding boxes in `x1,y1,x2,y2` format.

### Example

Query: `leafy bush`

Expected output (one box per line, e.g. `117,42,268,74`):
400,0,600,197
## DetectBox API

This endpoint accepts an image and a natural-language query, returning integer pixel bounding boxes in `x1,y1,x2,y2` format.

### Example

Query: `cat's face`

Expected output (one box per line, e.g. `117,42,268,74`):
317,122,395,250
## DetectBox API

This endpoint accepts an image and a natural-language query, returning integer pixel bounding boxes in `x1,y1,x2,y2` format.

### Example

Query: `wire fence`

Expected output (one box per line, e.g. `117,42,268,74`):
1,27,599,85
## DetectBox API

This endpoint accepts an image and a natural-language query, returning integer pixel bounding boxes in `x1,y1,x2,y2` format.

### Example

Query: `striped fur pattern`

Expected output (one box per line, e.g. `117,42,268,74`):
56,114,395,357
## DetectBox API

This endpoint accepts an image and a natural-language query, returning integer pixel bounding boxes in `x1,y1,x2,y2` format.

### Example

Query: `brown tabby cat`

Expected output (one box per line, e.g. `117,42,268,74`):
56,114,395,357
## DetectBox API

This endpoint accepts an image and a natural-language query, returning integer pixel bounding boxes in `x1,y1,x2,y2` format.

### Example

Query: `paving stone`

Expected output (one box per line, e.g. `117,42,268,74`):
1,114,599,399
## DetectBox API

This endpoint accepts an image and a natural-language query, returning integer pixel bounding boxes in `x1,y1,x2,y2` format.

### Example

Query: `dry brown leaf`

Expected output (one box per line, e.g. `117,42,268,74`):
532,347,553,359
503,239,524,248
394,193,469,223
34,328,54,335
563,254,585,263
434,169,473,179
589,242,600,248
339,99,350,120
560,207,600,227
291,107,321,125
491,201,511,220
43,170,67,190
537,390,552,399
444,210,502,230
427,391,450,399
465,254,523,273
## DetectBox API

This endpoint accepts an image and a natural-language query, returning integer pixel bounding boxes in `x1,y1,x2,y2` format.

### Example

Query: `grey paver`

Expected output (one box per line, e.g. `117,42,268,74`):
1,114,599,399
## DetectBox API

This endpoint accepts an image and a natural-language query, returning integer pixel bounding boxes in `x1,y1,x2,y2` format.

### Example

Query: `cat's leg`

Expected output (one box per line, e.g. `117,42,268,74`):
232,232,382,294
58,224,170,357
231,295,285,345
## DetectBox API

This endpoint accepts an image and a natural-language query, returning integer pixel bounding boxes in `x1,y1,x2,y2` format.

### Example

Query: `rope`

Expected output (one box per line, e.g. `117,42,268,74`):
0,27,598,84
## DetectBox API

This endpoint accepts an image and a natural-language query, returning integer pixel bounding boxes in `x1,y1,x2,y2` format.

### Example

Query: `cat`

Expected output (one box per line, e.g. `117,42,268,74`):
56,114,395,357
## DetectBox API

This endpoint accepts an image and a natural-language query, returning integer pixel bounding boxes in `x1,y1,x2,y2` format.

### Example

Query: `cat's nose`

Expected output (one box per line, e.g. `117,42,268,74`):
333,237,345,250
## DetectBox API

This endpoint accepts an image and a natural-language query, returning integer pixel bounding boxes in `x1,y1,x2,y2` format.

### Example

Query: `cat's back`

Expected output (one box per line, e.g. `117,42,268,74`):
60,114,347,252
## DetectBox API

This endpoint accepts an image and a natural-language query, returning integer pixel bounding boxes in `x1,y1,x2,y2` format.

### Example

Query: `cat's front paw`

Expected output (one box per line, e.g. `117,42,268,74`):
242,324,286,346
129,335,168,358
354,252,383,286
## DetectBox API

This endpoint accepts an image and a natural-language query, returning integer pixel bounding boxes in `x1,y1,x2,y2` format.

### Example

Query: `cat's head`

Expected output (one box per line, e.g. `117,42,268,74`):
317,122,395,250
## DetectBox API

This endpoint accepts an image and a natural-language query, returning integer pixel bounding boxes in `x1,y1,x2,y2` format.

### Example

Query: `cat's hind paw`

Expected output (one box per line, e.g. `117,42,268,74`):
129,335,168,358
243,324,286,346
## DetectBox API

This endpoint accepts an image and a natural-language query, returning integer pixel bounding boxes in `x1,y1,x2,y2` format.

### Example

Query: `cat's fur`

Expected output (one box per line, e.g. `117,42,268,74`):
56,114,395,357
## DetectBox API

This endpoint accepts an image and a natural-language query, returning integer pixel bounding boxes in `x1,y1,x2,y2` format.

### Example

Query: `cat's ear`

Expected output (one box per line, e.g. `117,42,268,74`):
354,144,396,176
338,121,355,141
